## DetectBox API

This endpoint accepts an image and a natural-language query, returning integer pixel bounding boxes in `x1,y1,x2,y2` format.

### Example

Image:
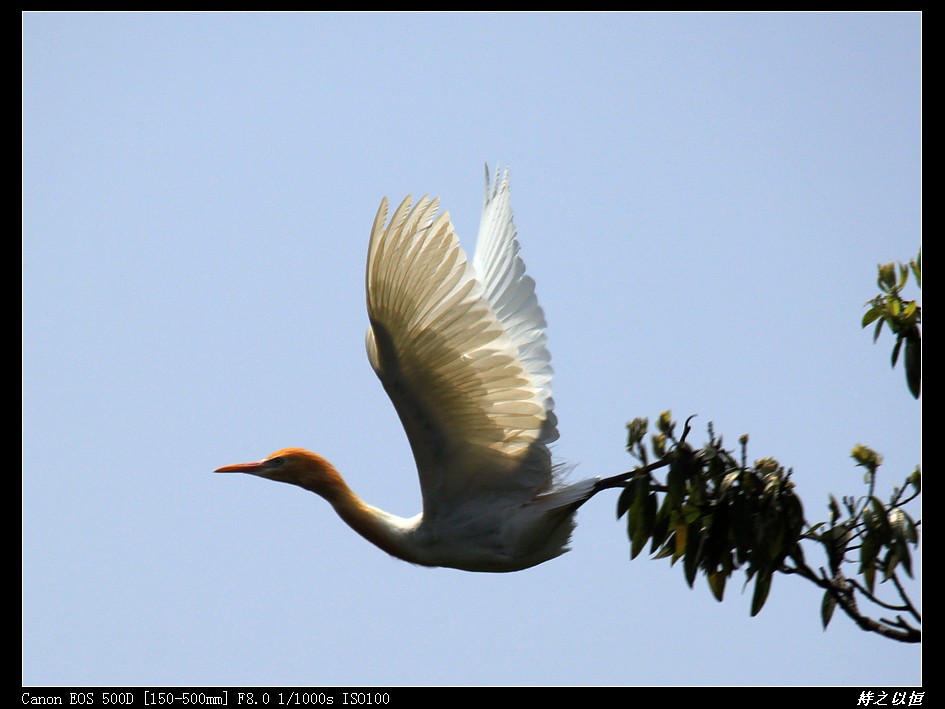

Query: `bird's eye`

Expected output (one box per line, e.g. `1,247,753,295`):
268,456,285,467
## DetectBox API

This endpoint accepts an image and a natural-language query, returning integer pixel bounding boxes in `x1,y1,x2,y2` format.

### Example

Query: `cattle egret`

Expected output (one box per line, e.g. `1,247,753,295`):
217,167,620,572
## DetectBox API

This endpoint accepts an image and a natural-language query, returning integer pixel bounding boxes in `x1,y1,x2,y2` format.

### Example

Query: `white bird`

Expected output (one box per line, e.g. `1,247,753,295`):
216,167,607,572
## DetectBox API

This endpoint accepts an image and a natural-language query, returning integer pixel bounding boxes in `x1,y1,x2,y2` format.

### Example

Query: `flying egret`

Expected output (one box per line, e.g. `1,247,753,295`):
216,167,619,572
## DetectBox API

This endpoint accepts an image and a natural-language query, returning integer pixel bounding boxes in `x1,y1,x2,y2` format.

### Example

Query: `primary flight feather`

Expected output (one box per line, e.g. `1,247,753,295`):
217,167,601,572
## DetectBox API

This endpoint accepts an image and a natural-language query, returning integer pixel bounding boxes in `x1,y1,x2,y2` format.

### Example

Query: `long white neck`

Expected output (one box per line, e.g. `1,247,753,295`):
314,478,425,566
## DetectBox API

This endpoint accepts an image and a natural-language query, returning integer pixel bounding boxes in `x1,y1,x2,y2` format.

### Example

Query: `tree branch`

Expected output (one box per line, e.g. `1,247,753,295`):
784,550,920,643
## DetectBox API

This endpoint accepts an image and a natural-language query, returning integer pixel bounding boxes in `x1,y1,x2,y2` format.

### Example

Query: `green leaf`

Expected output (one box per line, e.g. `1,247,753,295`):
862,562,876,594
657,409,674,435
731,495,752,564
908,467,921,493
666,460,686,508
900,509,919,544
861,306,882,327
653,541,674,560
861,531,883,573
643,491,657,549
828,495,841,525
649,495,673,555
707,571,726,602
888,507,906,537
861,527,883,583
878,262,896,291
883,543,906,580
616,483,635,520
719,470,739,494
898,263,910,289
673,521,687,562
891,336,903,367
896,542,913,578
626,418,648,451
682,502,702,525
628,479,655,559
821,590,837,629
651,433,667,458
703,501,730,570
905,333,920,398
750,571,772,616
683,521,700,587
869,496,891,539
872,317,885,343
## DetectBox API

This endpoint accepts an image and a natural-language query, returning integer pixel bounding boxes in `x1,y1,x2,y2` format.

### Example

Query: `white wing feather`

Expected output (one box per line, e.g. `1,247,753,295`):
473,166,556,439
365,183,557,522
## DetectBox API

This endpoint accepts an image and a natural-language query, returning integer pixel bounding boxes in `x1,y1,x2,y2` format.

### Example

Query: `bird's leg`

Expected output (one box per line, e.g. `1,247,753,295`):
594,415,697,493
594,457,674,493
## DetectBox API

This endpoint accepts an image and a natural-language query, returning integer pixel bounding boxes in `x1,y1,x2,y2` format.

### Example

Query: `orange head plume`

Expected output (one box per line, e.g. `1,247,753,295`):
215,448,344,498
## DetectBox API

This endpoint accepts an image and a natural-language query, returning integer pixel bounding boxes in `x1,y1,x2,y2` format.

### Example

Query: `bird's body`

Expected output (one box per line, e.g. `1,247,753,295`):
217,168,599,572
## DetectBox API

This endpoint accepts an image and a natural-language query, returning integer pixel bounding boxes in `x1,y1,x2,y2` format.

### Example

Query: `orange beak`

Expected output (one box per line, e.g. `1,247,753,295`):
214,460,268,473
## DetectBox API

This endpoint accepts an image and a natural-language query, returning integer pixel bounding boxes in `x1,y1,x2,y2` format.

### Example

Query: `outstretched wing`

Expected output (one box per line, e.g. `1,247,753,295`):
473,167,556,440
365,185,555,521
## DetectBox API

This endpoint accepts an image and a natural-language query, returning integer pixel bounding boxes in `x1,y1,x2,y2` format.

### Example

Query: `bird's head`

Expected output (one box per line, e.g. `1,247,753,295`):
214,448,343,497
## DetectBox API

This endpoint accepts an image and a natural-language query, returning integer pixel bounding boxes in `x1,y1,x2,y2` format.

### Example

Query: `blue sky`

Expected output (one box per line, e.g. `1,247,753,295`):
23,12,921,686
